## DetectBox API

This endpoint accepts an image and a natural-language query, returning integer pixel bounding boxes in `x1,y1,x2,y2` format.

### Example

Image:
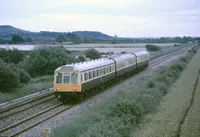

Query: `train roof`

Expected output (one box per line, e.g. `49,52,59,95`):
110,54,136,62
55,58,115,72
133,50,149,56
55,50,149,72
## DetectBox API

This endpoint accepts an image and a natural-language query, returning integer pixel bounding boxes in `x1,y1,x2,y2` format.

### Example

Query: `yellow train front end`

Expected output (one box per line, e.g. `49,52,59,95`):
54,71,82,93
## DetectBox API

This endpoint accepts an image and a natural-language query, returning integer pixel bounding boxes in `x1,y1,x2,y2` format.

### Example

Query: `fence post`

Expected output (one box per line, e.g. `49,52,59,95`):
45,128,50,137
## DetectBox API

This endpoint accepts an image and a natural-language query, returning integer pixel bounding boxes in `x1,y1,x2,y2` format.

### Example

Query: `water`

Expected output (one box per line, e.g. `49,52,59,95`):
0,45,35,51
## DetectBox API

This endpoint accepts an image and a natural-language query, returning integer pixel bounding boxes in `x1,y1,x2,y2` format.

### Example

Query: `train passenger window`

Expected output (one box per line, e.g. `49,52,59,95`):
93,70,96,78
110,66,112,72
104,67,106,74
107,67,109,73
56,73,62,84
112,65,115,71
89,71,92,79
118,63,120,69
64,73,70,84
84,73,88,81
96,69,98,76
101,68,104,75
98,69,100,76
71,73,78,84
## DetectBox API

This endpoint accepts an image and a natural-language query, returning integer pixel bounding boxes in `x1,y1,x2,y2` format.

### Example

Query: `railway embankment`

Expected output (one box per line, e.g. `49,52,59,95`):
50,49,198,136
132,49,200,137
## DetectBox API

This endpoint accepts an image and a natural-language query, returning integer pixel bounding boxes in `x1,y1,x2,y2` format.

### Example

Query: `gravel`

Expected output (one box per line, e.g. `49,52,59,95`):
17,47,189,137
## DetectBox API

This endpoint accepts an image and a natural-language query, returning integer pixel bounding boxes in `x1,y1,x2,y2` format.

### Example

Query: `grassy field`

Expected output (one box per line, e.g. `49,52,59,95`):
132,50,200,137
0,75,53,103
63,43,178,48
179,71,200,137
64,43,177,54
51,50,196,137
66,47,146,53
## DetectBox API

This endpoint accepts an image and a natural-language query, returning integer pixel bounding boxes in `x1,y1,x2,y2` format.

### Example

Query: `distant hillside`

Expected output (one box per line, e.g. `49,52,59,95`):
0,25,114,43
0,25,29,33
73,31,113,40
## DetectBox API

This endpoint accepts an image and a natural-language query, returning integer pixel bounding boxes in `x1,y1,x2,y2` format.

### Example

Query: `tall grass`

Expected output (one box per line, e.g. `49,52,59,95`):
51,52,196,137
0,75,53,103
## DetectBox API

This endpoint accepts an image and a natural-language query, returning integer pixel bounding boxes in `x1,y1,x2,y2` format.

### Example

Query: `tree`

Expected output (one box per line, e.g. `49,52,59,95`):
0,59,20,91
146,44,161,51
85,48,101,59
55,35,66,43
12,34,25,44
25,37,33,42
77,56,86,62
0,48,25,64
20,46,76,76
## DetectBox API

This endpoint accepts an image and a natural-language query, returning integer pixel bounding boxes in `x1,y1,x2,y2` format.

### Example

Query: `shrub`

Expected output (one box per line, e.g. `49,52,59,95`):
18,68,31,83
85,48,101,59
77,56,86,62
0,59,20,91
146,81,155,88
0,48,26,64
146,44,161,51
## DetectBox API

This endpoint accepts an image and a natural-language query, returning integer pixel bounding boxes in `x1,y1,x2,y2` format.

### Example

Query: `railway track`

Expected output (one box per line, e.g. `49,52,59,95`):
0,96,57,121
0,46,190,137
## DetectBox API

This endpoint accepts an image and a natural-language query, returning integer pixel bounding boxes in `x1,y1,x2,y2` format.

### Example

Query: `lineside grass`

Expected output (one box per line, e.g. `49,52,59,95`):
51,52,196,137
0,75,53,103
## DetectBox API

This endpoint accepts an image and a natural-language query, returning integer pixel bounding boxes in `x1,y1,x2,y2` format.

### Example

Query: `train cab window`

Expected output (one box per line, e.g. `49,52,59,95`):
56,73,62,84
71,72,78,84
63,73,70,84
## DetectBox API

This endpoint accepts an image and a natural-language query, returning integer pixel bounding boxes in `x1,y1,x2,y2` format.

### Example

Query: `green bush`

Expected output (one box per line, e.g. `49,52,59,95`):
146,81,155,88
0,59,20,91
0,48,26,64
77,56,86,62
146,44,161,51
85,48,101,59
18,68,31,83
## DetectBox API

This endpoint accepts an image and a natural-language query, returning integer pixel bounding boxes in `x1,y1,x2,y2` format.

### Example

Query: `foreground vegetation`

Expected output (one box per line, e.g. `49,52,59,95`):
132,47,200,137
51,47,198,137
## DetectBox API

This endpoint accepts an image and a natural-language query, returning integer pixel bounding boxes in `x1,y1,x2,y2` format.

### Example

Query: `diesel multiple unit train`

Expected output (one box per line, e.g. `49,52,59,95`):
54,50,150,101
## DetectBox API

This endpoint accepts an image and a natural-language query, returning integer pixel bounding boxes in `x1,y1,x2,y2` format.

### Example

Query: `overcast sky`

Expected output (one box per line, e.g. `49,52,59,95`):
0,0,199,37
